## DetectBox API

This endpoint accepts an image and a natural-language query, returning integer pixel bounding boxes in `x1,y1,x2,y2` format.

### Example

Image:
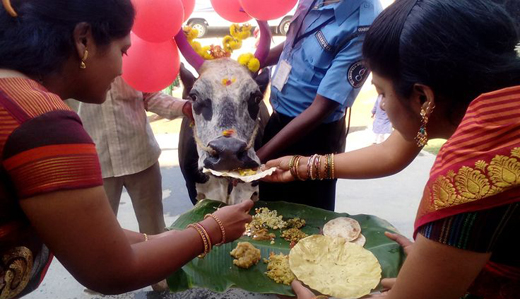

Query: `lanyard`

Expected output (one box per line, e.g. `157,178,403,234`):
291,0,334,48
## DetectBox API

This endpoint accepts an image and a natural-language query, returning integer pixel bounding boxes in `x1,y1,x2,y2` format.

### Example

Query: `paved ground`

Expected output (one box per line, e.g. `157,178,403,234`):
26,129,436,299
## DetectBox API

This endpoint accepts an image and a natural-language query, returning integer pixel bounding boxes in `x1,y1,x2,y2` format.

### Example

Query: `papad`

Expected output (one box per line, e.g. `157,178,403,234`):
203,167,276,182
323,217,361,241
289,235,381,299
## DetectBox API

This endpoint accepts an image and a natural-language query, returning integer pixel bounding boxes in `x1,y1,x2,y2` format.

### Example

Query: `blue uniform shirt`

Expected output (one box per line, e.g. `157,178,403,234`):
270,0,382,123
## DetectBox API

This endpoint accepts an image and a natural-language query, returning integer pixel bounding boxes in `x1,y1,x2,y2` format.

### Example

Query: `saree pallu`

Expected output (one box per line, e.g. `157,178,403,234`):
414,86,520,299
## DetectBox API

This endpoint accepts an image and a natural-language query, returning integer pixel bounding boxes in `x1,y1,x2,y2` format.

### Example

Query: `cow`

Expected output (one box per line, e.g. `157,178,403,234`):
175,21,272,205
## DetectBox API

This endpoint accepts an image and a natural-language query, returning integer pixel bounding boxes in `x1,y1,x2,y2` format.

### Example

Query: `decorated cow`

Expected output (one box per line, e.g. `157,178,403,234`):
176,21,272,205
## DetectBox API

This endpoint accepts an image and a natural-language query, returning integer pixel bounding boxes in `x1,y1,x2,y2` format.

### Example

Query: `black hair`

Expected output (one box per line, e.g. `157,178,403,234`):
0,0,135,78
363,0,520,121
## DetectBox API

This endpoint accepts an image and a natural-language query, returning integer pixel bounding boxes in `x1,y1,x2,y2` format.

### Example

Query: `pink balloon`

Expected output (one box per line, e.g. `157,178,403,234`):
122,33,180,93
182,0,195,21
210,0,252,23
132,0,184,43
239,0,297,21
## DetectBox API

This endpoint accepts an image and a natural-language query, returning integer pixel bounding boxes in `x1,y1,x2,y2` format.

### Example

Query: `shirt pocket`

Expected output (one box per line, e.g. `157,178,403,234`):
299,32,336,84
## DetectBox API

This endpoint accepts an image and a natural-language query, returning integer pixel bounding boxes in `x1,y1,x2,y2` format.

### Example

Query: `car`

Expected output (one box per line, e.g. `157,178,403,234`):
186,1,295,37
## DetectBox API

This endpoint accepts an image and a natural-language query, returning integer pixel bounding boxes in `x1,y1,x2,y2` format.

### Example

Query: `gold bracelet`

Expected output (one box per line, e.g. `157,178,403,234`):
196,222,213,252
327,154,332,179
204,214,226,246
313,296,329,299
143,233,149,242
294,155,303,181
331,153,335,179
188,223,210,258
289,155,300,180
324,154,330,179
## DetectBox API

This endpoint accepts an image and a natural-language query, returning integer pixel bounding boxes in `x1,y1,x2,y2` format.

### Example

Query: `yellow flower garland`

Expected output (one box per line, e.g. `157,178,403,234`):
184,24,260,72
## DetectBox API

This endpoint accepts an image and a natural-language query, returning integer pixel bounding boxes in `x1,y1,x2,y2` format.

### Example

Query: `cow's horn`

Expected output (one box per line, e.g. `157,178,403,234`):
254,20,272,68
175,29,205,72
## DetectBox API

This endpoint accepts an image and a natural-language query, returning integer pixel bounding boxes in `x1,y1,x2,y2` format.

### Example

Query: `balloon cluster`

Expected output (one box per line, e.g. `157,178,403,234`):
211,0,297,22
123,0,297,91
122,0,195,92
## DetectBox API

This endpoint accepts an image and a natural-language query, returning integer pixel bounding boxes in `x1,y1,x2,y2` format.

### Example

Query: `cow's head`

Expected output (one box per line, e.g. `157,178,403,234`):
177,21,271,174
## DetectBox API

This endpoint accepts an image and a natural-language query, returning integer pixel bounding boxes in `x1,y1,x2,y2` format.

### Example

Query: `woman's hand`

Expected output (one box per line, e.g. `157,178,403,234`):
261,156,298,183
203,199,254,243
384,232,413,255
278,280,317,299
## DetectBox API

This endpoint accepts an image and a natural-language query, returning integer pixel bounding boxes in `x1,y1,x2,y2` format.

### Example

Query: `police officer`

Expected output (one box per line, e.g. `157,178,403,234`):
257,0,383,211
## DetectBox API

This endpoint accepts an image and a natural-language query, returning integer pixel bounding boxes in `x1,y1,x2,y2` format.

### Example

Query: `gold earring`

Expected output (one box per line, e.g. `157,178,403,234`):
2,0,18,17
80,49,89,69
415,104,435,147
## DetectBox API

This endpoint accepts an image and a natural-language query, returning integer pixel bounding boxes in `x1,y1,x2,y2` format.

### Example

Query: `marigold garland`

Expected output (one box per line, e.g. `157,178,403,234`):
184,24,260,72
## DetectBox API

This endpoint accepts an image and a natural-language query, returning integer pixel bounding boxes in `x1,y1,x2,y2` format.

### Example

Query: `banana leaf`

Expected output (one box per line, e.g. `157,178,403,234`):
167,200,405,296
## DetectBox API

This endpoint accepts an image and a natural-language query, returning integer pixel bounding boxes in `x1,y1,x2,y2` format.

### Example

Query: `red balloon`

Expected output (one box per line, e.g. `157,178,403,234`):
210,0,252,23
182,0,195,21
132,0,184,43
239,0,297,21
122,33,180,93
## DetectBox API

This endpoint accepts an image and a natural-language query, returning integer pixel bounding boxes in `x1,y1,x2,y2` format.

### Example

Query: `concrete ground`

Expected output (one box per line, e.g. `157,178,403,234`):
26,129,436,299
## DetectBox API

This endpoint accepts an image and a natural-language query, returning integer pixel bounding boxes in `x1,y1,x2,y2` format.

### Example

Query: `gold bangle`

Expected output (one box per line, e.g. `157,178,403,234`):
289,155,299,180
143,233,149,242
313,296,329,299
294,155,303,181
331,153,335,179
196,222,213,252
327,154,332,179
204,214,226,246
324,154,330,179
188,223,210,258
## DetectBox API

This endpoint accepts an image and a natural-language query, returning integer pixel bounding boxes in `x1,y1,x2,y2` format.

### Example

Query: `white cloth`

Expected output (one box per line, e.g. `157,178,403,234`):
78,77,187,178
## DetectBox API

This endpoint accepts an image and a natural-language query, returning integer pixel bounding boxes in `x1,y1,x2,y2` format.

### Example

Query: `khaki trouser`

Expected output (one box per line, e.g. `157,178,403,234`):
103,162,166,234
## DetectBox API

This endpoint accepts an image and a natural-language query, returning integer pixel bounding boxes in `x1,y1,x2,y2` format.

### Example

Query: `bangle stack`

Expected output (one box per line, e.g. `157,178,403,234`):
204,214,226,246
290,153,336,181
289,155,304,181
188,223,212,258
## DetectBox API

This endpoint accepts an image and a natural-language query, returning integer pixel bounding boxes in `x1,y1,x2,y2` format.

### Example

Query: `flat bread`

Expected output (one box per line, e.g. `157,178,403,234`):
203,167,276,183
350,234,366,247
289,235,381,299
323,217,361,241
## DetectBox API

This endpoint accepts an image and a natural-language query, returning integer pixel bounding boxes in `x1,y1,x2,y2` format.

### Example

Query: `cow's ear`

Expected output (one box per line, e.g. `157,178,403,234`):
254,68,271,95
179,63,197,99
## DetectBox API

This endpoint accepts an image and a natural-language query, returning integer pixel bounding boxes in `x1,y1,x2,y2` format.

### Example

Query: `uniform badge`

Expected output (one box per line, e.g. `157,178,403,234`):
347,60,369,88
315,30,332,52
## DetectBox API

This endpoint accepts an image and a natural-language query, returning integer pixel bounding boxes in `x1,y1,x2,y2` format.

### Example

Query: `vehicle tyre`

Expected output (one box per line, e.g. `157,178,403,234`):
188,20,208,38
278,17,292,35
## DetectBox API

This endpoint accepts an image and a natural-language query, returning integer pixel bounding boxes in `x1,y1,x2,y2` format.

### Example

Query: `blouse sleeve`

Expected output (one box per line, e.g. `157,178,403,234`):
2,110,103,199
417,202,519,253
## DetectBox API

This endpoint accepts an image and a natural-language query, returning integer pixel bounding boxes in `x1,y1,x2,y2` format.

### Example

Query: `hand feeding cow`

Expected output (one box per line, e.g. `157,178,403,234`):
176,21,271,205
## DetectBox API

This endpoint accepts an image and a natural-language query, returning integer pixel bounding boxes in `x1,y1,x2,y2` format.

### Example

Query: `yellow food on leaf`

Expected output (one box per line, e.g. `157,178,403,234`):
265,253,295,285
230,242,261,269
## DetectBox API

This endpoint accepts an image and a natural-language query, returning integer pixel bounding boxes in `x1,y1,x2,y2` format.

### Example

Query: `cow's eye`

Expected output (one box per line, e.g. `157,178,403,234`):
250,92,263,104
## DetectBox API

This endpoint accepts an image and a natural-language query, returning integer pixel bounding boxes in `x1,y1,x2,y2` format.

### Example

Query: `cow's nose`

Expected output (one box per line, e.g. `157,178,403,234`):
204,137,259,171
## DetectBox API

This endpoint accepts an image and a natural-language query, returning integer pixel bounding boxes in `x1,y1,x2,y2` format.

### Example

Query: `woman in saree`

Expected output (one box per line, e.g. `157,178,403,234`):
264,0,520,298
0,1,253,298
